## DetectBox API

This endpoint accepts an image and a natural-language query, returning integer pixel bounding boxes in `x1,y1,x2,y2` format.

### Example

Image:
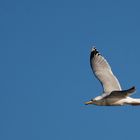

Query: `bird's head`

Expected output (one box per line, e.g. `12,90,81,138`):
85,99,97,105
85,96,102,105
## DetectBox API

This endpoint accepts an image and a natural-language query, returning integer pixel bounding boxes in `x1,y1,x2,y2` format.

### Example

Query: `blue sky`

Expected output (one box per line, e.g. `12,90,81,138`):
1,0,140,140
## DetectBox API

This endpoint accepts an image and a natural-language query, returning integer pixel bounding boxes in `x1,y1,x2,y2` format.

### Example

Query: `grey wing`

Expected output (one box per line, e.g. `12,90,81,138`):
90,48,122,94
105,86,136,98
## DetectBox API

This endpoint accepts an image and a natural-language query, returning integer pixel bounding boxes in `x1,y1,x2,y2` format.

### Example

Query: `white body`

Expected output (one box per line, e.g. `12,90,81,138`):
92,96,140,106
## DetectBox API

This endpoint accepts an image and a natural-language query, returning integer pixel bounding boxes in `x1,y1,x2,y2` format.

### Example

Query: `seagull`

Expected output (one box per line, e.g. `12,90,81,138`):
85,47,140,106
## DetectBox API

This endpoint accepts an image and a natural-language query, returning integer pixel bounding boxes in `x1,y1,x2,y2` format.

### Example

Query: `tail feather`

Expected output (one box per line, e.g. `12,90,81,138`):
129,99,140,106
130,102,140,106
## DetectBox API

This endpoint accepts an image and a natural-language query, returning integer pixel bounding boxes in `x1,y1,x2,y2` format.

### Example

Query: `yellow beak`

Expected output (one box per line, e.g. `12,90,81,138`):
85,101,93,105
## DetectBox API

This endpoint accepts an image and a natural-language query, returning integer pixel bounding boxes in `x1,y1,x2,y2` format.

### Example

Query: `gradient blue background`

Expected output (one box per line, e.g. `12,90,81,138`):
1,0,140,140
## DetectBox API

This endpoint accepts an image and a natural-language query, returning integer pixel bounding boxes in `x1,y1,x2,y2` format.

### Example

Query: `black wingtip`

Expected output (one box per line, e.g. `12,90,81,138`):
131,86,136,91
127,86,136,93
90,47,100,60
91,47,96,52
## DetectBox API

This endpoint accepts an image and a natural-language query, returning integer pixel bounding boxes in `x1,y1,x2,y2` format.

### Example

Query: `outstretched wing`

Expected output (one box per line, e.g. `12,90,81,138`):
90,48,121,94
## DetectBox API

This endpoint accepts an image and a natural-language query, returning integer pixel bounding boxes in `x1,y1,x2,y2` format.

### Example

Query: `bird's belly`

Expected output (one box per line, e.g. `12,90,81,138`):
104,98,123,106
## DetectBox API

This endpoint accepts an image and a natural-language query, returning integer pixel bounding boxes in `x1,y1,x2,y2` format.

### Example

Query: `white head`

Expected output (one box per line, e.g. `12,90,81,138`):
85,96,103,105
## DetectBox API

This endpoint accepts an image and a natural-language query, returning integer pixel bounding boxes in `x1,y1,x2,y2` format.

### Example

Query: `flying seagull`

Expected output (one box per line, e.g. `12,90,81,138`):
85,47,140,106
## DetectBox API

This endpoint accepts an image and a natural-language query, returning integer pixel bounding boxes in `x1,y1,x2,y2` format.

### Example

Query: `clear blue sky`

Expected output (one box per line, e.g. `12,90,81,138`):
1,0,140,140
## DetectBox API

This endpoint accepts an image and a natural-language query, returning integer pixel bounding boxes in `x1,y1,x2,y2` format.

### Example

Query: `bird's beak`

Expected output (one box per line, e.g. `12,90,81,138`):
85,101,93,105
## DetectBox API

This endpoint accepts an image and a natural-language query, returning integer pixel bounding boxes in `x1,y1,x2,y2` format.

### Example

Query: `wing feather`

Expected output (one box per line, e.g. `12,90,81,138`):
90,48,121,93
